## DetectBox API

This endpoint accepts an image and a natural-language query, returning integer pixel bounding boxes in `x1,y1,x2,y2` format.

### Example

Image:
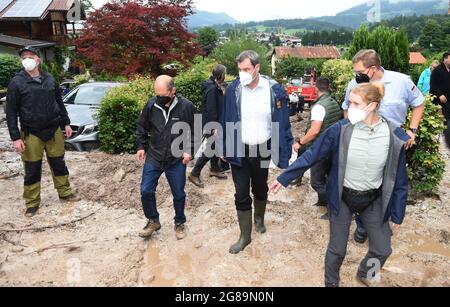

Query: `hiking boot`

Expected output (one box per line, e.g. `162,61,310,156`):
229,210,252,254
290,177,303,187
356,274,379,287
139,220,161,238
188,174,204,188
175,224,186,240
313,201,327,207
320,212,329,220
59,193,81,202
254,199,267,234
25,207,39,218
354,228,368,244
210,170,227,179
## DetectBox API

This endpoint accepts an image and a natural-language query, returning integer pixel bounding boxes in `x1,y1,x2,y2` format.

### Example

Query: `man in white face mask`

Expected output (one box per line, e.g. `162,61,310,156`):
6,46,79,218
219,50,293,254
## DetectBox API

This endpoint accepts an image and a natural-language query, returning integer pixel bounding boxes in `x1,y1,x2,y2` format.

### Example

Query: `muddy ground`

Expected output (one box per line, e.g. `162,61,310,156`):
0,108,449,287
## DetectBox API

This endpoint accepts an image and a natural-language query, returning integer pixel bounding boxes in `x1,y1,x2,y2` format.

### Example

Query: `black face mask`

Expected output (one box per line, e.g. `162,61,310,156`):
355,73,371,84
156,95,173,107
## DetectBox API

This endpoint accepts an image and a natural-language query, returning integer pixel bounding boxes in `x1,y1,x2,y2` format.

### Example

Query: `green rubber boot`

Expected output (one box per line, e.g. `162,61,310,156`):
254,199,267,234
229,210,252,254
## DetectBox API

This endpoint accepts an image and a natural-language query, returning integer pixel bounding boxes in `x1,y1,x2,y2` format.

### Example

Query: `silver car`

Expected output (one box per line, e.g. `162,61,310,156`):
64,82,124,151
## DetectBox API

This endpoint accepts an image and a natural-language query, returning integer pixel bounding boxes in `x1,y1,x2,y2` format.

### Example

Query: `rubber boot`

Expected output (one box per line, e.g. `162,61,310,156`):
229,210,252,254
254,199,267,234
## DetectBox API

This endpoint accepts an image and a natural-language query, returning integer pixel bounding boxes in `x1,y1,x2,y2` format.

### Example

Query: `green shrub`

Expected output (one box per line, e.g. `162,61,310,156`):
321,59,354,103
212,37,270,76
405,95,446,194
346,24,410,74
98,76,154,154
74,73,91,85
0,54,21,88
93,71,129,83
175,58,216,111
274,56,326,80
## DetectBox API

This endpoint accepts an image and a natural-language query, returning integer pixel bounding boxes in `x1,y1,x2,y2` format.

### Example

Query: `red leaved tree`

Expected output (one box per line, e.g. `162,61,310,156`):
75,0,199,77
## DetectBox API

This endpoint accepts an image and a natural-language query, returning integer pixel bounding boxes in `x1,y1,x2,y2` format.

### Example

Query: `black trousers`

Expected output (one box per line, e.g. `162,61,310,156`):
230,141,271,211
191,134,221,177
310,158,331,204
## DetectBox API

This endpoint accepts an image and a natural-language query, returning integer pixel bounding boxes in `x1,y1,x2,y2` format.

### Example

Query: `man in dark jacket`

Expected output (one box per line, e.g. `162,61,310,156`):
430,51,450,125
136,75,196,240
220,50,293,254
6,46,79,218
189,64,228,188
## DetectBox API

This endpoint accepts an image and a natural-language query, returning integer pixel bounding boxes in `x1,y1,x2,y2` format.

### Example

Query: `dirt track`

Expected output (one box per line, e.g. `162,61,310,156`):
0,108,449,287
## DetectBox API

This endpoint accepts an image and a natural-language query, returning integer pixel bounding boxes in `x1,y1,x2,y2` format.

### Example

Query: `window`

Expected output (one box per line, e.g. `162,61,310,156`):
52,21,65,36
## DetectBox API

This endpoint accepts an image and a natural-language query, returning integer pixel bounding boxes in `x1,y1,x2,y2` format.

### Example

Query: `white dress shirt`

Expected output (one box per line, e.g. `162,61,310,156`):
241,76,272,145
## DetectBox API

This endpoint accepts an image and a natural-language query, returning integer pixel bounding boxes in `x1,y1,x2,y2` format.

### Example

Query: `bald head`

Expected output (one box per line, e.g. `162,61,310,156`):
154,75,175,97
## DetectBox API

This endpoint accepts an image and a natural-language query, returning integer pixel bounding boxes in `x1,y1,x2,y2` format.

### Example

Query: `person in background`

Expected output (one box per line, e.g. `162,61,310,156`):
430,51,450,129
417,60,440,94
6,46,80,218
270,82,409,287
292,77,342,219
189,65,228,188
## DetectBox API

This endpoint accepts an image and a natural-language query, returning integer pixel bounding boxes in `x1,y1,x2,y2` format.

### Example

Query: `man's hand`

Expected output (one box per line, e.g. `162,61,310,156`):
293,142,301,153
405,130,417,150
136,149,146,163
182,153,192,165
220,156,227,162
13,139,26,153
439,95,448,104
269,180,283,195
64,125,73,138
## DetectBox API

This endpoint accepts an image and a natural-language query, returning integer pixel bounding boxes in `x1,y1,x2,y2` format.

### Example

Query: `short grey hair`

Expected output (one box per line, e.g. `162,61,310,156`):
352,49,381,68
236,50,260,67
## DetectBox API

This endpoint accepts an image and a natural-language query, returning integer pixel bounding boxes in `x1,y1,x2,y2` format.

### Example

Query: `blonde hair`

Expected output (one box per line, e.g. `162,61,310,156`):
351,82,385,105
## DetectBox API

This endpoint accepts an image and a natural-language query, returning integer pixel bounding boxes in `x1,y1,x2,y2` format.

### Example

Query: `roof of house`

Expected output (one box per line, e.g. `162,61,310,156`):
274,46,341,59
0,33,56,48
409,52,427,65
0,0,74,20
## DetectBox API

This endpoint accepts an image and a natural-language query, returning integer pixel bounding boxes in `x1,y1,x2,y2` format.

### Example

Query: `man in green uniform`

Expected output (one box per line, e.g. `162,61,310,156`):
293,77,343,218
6,46,79,217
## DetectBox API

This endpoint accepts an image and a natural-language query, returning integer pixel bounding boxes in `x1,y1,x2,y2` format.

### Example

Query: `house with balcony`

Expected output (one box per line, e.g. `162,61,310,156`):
0,0,78,60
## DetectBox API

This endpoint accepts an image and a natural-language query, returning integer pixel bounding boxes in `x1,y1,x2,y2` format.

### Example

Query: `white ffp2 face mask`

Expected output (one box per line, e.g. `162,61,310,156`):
22,58,37,72
348,103,373,125
348,107,367,125
239,71,254,86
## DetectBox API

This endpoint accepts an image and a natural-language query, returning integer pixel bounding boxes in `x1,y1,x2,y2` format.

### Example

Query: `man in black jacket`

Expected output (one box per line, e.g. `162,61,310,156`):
6,46,79,218
136,75,196,240
431,51,450,125
189,64,228,188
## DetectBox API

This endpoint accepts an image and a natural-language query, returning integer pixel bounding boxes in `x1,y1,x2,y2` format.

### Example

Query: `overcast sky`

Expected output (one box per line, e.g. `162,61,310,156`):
90,0,422,22
90,0,372,21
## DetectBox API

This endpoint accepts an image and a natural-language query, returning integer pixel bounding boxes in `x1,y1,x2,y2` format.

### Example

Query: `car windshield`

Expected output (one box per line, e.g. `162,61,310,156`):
290,79,302,86
73,86,113,105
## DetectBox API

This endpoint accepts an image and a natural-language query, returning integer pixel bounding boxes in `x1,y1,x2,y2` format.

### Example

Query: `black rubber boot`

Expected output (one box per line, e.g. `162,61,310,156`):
254,199,267,234
229,210,252,254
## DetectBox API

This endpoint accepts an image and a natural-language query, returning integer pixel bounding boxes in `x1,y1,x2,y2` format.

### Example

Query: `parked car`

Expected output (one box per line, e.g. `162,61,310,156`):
60,80,77,96
64,82,124,151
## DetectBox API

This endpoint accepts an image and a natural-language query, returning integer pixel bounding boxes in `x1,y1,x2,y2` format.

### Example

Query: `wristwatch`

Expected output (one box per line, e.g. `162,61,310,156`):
409,128,418,135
